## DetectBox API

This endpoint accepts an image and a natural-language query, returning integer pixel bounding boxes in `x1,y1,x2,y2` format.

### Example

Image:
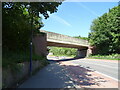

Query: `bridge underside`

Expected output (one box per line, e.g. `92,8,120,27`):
47,41,88,49
47,41,89,58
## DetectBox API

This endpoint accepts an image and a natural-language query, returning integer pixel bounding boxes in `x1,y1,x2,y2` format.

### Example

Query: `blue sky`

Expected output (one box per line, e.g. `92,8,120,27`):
41,2,118,37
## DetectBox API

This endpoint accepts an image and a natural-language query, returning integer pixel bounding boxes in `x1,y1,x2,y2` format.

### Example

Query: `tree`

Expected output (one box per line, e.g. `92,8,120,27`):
89,5,120,54
49,47,77,56
74,36,88,40
2,2,62,51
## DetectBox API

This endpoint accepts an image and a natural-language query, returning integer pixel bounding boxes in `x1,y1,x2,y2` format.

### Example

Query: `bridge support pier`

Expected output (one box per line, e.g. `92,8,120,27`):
76,48,88,58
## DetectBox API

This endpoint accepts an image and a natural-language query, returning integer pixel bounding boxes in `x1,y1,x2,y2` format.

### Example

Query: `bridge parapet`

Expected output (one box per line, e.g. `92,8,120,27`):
40,30,89,47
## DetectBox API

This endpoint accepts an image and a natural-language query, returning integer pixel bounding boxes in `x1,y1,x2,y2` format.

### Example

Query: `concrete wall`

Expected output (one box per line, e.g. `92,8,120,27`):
33,34,47,56
2,61,43,88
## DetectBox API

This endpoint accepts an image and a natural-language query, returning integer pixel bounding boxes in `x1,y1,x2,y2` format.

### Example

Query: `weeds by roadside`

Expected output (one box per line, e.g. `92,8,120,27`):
2,50,48,69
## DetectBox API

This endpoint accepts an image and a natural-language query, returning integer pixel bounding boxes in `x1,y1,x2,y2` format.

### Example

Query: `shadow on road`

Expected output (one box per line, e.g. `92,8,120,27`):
48,57,84,62
19,57,116,88
60,64,108,87
48,58,108,87
48,57,110,87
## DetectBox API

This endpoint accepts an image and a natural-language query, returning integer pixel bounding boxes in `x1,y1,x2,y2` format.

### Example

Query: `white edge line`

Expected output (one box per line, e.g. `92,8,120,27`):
95,71,120,82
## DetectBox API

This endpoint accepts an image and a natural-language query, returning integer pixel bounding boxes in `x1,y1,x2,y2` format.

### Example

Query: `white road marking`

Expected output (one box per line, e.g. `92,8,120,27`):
71,60,119,81
77,64,119,82
77,63,119,82
95,71,119,82
75,60,118,69
83,59,118,63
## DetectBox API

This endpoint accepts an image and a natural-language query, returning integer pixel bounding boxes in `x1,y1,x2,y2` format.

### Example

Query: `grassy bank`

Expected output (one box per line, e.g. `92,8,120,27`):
88,54,120,60
3,51,49,68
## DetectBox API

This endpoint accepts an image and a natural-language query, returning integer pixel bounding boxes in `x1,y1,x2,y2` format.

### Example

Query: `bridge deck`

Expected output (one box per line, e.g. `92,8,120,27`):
40,30,89,48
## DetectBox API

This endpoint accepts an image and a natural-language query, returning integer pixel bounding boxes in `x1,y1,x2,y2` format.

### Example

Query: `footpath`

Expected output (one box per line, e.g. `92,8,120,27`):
19,61,75,88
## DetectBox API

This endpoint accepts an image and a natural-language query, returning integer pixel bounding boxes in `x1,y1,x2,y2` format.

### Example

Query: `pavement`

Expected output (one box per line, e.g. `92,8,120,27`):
19,56,120,88
19,61,75,88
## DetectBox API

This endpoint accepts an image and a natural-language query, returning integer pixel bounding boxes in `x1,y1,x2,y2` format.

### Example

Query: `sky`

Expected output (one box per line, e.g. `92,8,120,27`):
41,2,118,37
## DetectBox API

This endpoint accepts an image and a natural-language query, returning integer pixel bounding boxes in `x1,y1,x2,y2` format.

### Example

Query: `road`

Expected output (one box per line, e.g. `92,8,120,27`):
48,56,119,81
19,56,119,88
47,57,120,81
68,58,119,81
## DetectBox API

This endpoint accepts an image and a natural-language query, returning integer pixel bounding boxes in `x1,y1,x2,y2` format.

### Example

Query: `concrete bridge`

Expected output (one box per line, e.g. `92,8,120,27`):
33,30,91,58
41,30,89,49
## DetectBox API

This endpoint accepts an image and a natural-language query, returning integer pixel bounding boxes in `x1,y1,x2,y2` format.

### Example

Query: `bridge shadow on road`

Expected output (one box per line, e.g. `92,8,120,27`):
48,57,84,62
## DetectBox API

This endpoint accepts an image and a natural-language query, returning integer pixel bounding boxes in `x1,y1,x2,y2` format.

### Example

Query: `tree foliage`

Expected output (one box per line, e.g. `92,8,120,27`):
2,2,62,68
89,5,120,54
74,36,88,40
49,47,77,57
2,2,62,52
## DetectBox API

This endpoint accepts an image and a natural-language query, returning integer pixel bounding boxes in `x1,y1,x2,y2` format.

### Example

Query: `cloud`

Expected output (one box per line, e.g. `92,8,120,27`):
50,14,72,27
77,3,99,17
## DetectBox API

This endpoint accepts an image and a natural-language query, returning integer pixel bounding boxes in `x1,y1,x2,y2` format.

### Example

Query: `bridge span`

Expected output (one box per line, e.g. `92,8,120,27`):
41,30,89,49
33,30,91,58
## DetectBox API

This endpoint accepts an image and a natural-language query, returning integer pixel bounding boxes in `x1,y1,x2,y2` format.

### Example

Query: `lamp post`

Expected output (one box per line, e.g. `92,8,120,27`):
30,10,33,76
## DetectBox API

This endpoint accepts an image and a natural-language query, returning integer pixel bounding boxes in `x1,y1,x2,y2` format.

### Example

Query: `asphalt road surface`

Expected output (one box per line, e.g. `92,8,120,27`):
65,58,119,81
48,56,119,81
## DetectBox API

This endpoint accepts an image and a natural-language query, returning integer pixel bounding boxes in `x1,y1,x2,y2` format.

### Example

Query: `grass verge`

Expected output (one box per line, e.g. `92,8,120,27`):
88,54,120,60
